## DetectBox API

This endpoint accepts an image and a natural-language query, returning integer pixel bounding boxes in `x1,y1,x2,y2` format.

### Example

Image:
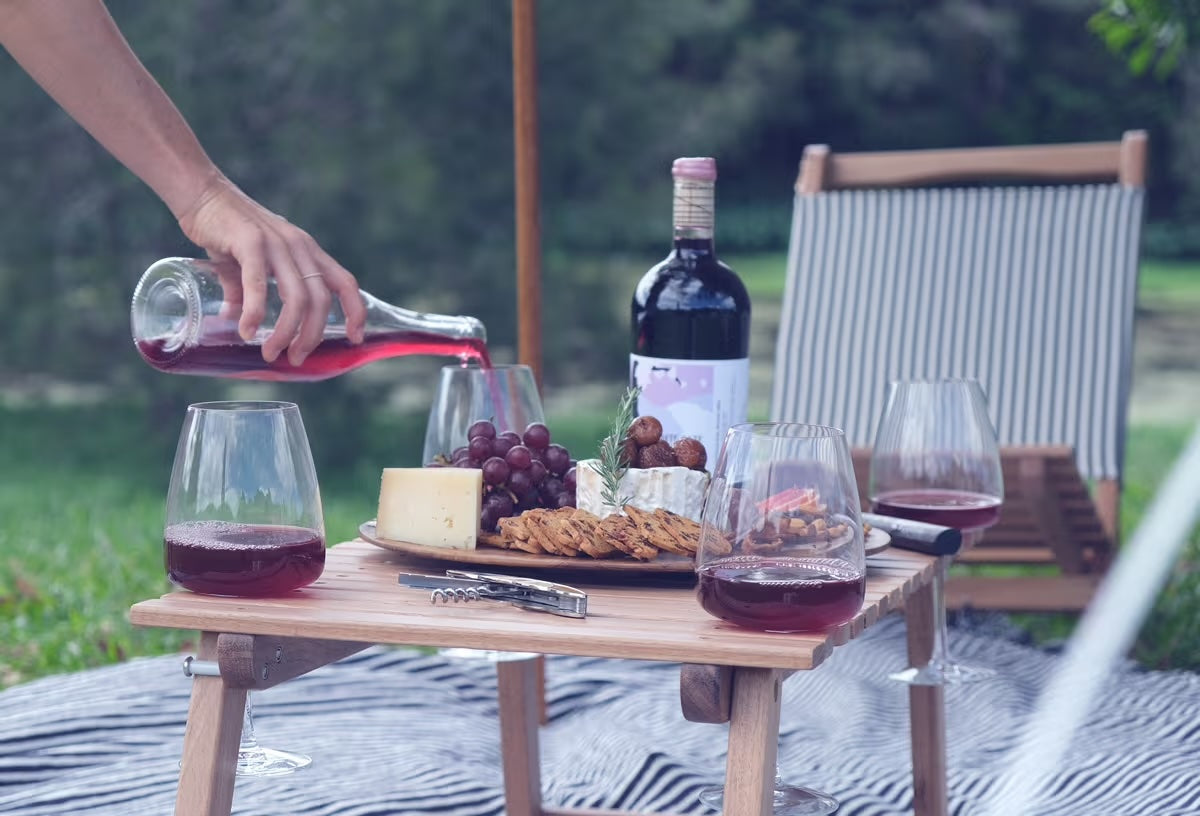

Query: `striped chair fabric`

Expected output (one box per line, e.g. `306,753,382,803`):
771,184,1145,481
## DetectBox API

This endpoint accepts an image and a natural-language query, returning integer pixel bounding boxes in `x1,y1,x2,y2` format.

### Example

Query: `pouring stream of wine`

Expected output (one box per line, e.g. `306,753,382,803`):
981,424,1200,815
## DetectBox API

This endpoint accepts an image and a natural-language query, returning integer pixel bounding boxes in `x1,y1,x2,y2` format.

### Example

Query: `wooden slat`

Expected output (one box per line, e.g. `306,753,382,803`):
822,141,1123,191
906,583,948,816
131,541,936,673
947,575,1101,612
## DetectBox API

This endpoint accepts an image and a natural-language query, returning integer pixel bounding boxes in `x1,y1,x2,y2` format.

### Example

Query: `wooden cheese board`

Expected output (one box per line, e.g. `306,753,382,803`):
358,520,891,574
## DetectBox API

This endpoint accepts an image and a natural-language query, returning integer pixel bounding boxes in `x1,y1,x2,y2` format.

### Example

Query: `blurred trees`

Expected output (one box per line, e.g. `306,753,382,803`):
0,0,1191,405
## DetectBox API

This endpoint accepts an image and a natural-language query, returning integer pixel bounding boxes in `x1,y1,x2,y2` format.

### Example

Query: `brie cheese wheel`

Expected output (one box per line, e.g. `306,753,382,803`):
377,467,482,549
576,459,708,522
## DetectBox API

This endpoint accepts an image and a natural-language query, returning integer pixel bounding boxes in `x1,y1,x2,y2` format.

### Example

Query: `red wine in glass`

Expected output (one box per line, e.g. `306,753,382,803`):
696,555,865,632
138,330,490,383
872,488,1002,531
165,520,326,597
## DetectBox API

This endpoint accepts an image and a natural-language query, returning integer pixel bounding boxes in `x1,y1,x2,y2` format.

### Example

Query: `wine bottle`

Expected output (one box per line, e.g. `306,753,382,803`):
131,257,488,382
630,157,751,458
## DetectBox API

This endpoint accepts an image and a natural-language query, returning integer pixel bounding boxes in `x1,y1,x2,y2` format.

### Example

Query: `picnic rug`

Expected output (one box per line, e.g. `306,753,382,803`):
1,616,1197,816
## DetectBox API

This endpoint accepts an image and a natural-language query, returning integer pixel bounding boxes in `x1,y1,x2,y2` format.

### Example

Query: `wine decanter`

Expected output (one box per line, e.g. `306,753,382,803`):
131,257,487,381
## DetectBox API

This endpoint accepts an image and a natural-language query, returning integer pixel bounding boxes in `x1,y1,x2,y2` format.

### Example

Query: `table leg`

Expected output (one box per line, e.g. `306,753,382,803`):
906,581,949,816
497,657,543,816
723,667,781,816
176,632,246,816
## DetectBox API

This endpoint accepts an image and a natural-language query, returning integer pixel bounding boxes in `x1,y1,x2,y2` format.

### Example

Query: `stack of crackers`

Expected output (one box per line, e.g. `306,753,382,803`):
481,506,701,561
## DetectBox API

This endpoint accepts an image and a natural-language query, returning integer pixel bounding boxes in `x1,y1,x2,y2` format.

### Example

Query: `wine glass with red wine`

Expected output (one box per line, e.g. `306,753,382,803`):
166,400,325,776
869,378,1004,686
695,423,866,815
423,363,544,662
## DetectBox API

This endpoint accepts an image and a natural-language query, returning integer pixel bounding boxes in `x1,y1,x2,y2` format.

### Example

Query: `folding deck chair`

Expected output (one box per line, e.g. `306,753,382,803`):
772,131,1148,611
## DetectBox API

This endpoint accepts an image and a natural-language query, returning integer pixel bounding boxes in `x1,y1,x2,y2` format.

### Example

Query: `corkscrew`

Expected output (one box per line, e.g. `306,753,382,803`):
396,569,588,618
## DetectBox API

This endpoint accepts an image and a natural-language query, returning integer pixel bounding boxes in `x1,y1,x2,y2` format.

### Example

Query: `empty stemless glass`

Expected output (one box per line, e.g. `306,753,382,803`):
423,363,543,662
422,363,545,466
696,422,866,815
166,400,325,776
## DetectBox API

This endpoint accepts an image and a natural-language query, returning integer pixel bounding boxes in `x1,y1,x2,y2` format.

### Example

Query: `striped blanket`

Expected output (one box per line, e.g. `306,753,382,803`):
1,617,1196,815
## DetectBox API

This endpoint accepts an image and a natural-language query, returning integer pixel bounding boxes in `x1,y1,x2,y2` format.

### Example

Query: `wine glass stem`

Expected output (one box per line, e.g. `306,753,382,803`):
240,694,259,752
930,554,953,665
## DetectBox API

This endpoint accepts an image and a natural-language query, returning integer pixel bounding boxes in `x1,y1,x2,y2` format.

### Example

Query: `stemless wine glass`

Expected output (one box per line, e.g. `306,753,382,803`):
166,400,325,776
423,363,542,662
696,423,866,816
869,378,1005,686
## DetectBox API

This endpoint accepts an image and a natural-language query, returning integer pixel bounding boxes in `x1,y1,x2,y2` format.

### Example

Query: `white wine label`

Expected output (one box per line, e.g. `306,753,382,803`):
629,354,749,460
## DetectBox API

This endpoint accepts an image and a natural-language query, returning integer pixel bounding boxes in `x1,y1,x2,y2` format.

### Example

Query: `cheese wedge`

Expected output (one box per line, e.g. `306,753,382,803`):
576,459,709,522
377,467,482,549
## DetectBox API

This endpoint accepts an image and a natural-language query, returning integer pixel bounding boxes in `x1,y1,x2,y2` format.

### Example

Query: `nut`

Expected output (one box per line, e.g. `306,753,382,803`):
637,440,677,468
627,415,663,447
620,436,639,467
673,437,707,470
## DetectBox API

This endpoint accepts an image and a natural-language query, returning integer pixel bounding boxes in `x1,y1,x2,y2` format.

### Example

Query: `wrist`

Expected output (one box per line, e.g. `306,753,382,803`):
169,166,234,224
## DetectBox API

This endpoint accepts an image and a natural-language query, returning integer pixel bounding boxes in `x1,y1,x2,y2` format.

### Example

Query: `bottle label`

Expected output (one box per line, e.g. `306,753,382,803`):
629,354,749,460
672,179,715,233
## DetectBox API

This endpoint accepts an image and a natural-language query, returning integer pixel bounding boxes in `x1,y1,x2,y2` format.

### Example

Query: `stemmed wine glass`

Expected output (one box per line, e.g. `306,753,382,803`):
869,378,1004,686
166,400,325,776
422,363,543,662
695,422,867,815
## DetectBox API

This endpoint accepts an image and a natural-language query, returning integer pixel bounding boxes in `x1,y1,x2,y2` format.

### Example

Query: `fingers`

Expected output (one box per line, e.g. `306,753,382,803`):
235,240,269,342
259,238,306,364
287,247,333,367
312,243,365,344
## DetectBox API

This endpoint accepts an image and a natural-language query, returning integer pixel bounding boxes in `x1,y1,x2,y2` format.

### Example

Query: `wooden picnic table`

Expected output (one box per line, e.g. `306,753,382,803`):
130,538,946,816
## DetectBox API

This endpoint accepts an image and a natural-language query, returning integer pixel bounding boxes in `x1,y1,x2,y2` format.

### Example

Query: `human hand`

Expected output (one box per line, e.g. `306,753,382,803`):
175,174,366,365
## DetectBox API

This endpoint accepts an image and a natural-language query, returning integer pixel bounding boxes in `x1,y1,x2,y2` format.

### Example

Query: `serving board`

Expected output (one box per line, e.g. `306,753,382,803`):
359,520,891,574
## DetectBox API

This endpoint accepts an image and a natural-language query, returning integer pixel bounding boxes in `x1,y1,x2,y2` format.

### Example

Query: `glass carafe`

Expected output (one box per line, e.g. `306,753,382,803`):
131,257,487,381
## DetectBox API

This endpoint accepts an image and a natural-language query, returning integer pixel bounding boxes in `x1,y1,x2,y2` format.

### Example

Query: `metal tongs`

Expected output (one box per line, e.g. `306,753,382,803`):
397,569,587,618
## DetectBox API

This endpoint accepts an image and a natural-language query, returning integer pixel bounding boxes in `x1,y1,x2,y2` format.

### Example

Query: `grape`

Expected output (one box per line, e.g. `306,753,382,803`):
516,493,539,513
553,492,576,509
468,420,497,441
455,458,477,469
528,459,547,486
563,466,577,492
480,505,500,532
468,436,492,461
482,456,510,486
523,422,551,450
452,446,470,461
544,444,570,475
498,431,522,447
539,476,565,504
508,469,535,497
505,444,533,471
491,435,516,458
486,491,515,518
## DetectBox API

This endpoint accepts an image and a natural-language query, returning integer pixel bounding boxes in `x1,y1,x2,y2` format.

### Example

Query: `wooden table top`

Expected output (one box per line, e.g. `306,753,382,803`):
130,539,936,671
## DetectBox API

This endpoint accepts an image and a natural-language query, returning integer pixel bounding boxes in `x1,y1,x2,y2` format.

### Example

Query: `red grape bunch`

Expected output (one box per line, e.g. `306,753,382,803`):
436,420,578,532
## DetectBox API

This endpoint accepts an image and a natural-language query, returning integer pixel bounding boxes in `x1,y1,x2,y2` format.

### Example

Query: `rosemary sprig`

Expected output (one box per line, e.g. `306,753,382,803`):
592,385,640,509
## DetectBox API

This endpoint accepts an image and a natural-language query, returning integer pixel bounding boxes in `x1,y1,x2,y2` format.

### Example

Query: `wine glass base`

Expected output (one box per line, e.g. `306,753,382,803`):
236,746,312,777
889,660,997,687
439,648,542,663
698,782,838,815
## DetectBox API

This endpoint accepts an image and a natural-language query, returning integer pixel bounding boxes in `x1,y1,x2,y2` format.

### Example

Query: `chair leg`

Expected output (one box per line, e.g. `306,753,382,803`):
905,582,949,816
175,632,246,816
723,667,782,816
497,658,544,816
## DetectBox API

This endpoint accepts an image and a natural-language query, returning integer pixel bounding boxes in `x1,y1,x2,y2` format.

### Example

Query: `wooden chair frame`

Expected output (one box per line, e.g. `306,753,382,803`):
794,131,1148,611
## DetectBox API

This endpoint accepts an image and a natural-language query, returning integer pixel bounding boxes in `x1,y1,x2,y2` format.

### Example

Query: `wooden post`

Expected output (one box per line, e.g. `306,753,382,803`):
512,0,542,389
724,667,782,816
496,658,544,816
175,632,245,816
906,582,949,816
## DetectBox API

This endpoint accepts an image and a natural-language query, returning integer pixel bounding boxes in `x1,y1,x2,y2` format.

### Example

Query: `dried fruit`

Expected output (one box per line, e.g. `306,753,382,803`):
627,415,663,447
638,440,678,468
673,437,707,471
